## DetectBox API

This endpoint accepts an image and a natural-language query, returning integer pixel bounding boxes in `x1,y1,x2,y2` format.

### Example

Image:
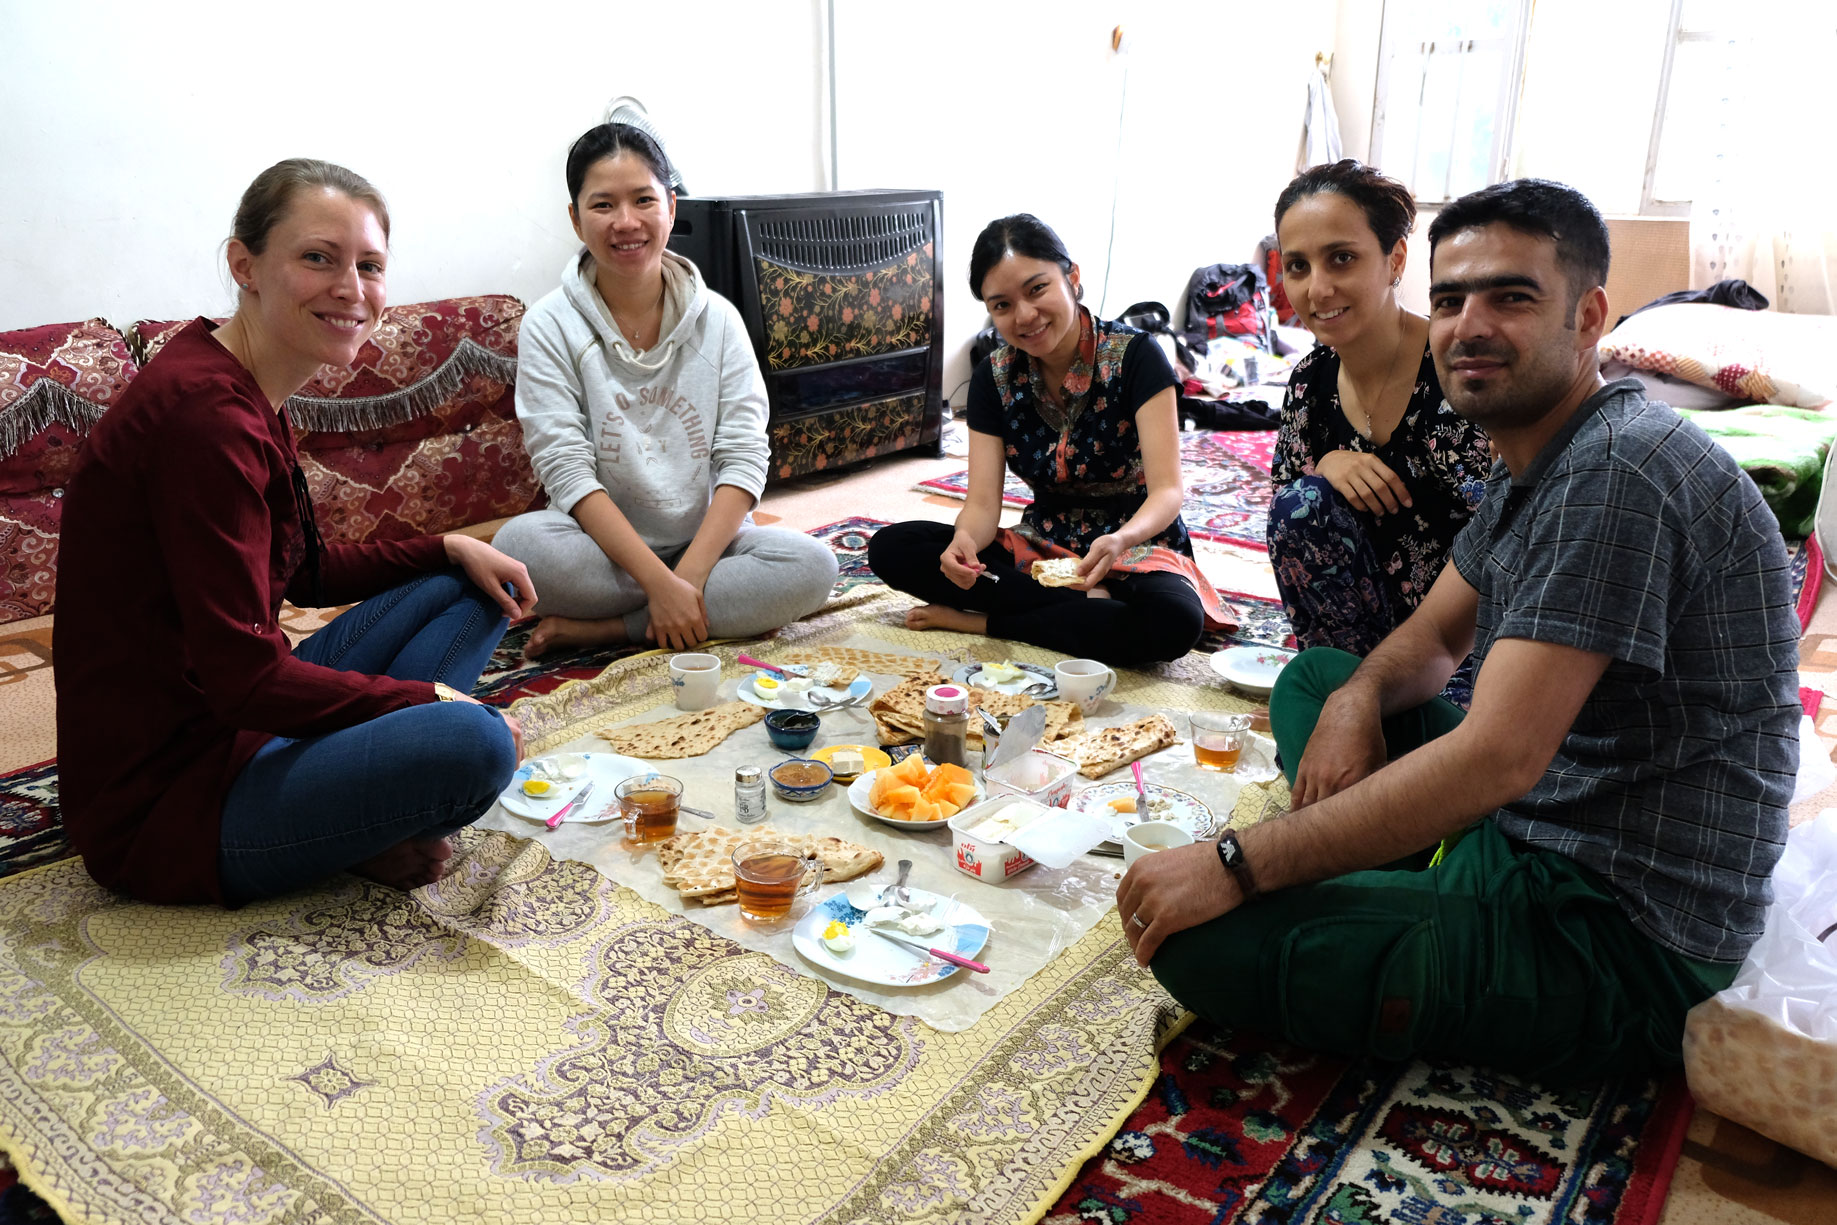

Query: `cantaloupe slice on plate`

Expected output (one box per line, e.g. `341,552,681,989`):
892,754,930,787
909,796,941,823
942,781,977,809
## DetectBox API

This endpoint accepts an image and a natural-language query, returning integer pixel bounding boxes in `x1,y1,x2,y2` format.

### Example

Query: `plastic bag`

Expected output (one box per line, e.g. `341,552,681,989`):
1682,809,1837,1164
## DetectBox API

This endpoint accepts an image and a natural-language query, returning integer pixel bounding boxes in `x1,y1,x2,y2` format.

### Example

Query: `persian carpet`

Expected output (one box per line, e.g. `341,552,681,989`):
915,431,1277,552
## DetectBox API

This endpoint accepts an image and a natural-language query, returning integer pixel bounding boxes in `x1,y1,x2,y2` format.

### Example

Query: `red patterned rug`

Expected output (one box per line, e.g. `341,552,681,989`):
916,430,1278,552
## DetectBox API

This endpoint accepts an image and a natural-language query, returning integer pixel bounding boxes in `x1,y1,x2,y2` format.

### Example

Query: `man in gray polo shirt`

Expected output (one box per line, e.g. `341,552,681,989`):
1119,179,1798,1081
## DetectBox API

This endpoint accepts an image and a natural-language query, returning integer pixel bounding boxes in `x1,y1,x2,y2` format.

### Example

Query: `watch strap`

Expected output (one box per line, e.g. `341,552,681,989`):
1215,831,1259,900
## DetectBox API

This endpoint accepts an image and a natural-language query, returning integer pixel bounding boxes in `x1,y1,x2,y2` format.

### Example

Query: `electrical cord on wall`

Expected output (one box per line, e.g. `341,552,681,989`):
1095,52,1131,318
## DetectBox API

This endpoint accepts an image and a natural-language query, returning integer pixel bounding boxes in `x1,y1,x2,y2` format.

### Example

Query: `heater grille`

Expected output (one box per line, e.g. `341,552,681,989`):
753,210,931,271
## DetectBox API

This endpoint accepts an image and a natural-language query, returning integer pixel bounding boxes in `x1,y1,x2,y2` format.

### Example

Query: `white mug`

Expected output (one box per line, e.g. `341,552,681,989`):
669,653,722,711
1054,658,1115,713
1122,820,1195,867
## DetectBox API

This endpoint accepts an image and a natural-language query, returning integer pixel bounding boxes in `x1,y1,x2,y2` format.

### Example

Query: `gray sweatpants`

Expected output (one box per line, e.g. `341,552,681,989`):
492,509,838,641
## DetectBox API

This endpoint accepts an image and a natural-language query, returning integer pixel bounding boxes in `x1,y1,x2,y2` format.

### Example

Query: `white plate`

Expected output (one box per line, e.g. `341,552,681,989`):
791,887,991,986
497,751,654,823
1070,781,1217,846
951,661,1057,699
1209,645,1297,696
737,675,871,710
846,767,983,830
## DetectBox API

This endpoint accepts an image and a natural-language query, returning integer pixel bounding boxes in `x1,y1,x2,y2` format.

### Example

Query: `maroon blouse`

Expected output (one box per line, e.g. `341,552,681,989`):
54,320,449,904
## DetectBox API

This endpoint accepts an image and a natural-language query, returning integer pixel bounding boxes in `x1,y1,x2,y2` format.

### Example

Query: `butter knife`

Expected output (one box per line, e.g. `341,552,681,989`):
545,781,595,829
867,925,989,973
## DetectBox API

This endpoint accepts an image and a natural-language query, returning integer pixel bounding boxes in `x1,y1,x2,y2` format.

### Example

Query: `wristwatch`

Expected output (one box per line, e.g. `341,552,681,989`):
1215,831,1259,900
432,682,466,702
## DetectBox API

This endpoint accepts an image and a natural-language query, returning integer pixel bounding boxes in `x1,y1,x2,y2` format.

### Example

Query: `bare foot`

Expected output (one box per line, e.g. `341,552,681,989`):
352,836,454,891
1085,584,1114,600
526,615,631,659
905,604,989,634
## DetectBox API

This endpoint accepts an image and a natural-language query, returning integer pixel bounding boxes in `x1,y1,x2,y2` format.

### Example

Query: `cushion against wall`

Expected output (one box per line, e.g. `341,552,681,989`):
131,297,543,545
1599,303,1837,408
0,321,138,623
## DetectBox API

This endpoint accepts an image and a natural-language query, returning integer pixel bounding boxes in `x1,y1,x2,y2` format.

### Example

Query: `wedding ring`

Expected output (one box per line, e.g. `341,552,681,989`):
1131,913,1148,929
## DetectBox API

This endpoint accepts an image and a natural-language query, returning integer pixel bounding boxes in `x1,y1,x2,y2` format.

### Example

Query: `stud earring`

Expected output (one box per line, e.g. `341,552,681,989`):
1390,277,1401,287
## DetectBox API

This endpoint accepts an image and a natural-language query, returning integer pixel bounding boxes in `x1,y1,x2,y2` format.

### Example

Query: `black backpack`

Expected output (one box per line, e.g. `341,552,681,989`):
1179,263,1272,354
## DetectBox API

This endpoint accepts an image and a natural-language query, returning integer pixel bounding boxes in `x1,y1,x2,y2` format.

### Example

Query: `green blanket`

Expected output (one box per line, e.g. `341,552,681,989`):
1680,405,1837,538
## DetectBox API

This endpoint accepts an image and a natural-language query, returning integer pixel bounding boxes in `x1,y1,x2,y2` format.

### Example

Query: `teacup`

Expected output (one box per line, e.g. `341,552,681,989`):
731,838,824,923
1054,659,1115,713
669,653,722,711
1122,820,1194,867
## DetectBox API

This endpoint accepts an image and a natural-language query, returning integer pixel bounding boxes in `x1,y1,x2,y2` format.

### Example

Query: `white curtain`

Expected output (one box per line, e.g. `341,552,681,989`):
1690,26,1837,314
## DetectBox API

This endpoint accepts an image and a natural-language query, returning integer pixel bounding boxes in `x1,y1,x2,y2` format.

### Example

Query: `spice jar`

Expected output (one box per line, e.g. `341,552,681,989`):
923,684,971,768
734,765,768,824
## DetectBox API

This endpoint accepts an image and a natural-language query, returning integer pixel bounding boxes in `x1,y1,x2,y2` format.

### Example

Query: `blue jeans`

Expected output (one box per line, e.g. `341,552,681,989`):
218,570,516,904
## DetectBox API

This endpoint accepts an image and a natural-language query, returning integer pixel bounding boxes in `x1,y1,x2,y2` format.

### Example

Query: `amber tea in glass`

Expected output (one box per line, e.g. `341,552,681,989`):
1188,712,1252,773
730,839,823,923
616,774,683,844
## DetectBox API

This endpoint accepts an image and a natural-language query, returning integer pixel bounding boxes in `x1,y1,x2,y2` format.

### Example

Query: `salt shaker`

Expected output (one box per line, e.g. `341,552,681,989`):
734,765,768,824
922,684,971,768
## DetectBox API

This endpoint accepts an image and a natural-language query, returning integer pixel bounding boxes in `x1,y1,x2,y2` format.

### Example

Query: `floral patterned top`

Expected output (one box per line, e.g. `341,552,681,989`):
1272,343,1493,613
966,311,1188,557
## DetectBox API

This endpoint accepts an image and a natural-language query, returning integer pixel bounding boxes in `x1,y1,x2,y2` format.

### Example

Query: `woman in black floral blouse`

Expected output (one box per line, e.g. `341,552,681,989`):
868,215,1227,665
1269,162,1493,672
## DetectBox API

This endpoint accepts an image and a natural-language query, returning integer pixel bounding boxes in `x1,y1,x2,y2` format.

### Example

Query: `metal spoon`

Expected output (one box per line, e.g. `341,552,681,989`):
880,858,913,907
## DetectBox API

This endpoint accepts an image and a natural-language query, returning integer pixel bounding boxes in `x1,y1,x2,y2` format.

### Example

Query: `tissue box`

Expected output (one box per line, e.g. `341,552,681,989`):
948,798,1049,881
983,749,1080,808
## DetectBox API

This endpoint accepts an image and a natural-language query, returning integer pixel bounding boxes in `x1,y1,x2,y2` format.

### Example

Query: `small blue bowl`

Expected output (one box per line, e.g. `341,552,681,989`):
764,708,821,751
769,757,834,803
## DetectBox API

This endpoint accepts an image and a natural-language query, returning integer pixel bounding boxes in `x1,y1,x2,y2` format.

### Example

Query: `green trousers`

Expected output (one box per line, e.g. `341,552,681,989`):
1151,648,1737,1083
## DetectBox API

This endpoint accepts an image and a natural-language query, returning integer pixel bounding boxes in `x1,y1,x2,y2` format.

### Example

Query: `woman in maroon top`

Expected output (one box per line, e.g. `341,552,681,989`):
54,159,536,905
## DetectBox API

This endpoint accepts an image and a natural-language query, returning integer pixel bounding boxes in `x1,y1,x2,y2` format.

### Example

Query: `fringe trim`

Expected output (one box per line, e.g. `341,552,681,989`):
286,339,518,433
0,380,109,461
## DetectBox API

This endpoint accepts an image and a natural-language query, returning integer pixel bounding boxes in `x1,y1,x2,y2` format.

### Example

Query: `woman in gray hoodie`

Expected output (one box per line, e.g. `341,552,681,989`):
495,123,837,657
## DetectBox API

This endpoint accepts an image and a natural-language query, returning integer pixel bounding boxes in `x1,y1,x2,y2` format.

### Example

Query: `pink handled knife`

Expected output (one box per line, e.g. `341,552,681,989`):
736,653,809,677
545,781,595,830
869,926,990,973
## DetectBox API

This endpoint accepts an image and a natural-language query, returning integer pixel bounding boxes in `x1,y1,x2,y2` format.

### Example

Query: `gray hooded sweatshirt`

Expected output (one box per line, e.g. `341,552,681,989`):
514,249,770,554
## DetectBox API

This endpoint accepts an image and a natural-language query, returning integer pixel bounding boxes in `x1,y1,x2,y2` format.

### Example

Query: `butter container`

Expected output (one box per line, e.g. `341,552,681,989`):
983,749,1080,808
947,797,1052,882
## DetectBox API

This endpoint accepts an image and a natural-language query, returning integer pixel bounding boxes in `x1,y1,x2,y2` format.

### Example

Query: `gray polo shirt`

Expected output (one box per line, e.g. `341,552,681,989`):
1450,379,1798,963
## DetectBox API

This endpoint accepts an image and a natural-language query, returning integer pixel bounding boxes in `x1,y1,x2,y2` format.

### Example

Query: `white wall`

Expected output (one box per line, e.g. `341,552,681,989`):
0,0,827,331
834,0,1338,403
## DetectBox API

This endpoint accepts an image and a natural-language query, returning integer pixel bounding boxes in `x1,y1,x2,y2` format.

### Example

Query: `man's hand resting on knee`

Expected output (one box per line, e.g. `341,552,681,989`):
1117,844,1245,967
1291,687,1388,810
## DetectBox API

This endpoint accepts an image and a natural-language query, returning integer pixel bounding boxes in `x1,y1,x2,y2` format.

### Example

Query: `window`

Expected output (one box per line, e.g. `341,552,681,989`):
1371,0,1751,215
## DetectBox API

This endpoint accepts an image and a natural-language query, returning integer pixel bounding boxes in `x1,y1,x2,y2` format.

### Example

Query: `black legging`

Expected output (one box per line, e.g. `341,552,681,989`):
867,520,1205,665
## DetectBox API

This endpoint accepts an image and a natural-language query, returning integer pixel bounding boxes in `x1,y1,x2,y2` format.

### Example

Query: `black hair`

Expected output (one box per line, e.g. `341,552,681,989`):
565,123,676,208
968,214,1079,301
1427,178,1611,307
1274,160,1416,253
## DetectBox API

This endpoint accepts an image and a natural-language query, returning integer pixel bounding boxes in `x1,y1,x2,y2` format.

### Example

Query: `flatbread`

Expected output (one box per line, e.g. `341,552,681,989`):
656,825,884,907
1030,557,1084,587
598,701,764,759
868,673,1083,748
810,660,857,687
781,646,944,679
1072,714,1180,778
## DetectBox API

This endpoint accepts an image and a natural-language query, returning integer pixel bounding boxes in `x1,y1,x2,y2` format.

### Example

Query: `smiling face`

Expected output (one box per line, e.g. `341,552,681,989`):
1427,222,1604,433
978,254,1082,367
230,187,387,372
570,151,676,293
1276,191,1406,348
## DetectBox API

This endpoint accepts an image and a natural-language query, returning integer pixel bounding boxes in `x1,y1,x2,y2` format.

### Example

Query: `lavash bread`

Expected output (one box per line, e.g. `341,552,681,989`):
657,826,883,907
781,646,944,679
868,673,1083,748
1030,557,1084,587
810,660,857,688
1683,997,1837,1166
1072,713,1179,778
599,701,764,759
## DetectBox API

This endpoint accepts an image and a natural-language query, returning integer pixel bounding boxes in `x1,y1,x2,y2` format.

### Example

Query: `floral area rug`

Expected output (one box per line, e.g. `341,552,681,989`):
915,430,1277,552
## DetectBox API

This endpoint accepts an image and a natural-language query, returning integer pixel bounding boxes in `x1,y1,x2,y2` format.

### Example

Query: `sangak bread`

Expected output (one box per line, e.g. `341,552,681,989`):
1030,557,1084,587
1073,713,1180,778
868,673,1083,748
781,646,945,679
598,701,764,759
657,826,883,907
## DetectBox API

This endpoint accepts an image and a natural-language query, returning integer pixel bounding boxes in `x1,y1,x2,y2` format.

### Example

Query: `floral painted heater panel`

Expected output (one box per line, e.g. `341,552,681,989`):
769,392,927,481
757,246,935,372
